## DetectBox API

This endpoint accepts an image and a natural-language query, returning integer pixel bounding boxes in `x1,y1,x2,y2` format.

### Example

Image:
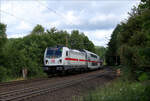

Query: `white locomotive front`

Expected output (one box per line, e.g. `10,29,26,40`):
43,46,87,73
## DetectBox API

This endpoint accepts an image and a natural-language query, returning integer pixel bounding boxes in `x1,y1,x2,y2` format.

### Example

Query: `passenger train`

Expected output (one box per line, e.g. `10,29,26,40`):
43,46,102,74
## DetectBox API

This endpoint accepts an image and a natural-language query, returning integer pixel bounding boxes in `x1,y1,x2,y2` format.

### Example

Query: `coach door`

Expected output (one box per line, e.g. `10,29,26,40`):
65,51,69,65
88,56,91,67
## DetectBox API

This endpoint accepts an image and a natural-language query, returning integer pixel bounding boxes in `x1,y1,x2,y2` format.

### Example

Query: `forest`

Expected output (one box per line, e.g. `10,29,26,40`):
0,23,105,82
106,0,150,81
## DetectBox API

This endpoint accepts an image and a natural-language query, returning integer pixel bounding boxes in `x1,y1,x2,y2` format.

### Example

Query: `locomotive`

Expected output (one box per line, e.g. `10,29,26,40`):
43,46,102,74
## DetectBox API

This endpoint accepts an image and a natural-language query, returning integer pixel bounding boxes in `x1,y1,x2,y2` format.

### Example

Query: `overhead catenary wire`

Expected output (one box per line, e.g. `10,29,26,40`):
0,11,33,38
0,8,38,37
0,10,37,25
36,0,75,26
0,0,75,29
0,0,74,40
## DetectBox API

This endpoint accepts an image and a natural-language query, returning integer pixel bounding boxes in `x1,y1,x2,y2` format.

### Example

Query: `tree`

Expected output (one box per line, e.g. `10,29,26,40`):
139,0,150,10
31,24,45,35
69,30,95,52
105,24,121,65
0,23,7,81
70,30,83,49
95,46,107,60
0,23,7,65
0,23,7,48
106,0,150,80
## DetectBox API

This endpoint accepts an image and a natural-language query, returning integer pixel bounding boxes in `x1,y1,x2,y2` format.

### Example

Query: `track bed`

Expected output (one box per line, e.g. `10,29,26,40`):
0,67,116,101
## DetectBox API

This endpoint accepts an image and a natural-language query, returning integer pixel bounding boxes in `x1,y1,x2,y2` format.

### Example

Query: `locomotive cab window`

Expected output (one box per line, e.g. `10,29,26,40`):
46,48,62,58
66,51,68,56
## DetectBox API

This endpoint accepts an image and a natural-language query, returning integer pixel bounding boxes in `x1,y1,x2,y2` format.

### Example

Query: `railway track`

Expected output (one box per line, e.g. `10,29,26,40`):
0,78,49,87
0,66,105,88
0,70,108,101
0,70,97,88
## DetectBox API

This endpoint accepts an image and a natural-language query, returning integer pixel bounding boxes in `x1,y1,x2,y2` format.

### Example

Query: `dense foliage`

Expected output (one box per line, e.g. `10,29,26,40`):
81,80,150,101
0,23,7,81
106,0,150,80
0,24,98,82
95,46,107,63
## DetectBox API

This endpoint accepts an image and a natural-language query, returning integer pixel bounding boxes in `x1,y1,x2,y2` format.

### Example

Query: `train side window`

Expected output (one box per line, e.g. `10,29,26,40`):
66,51,68,56
90,54,97,59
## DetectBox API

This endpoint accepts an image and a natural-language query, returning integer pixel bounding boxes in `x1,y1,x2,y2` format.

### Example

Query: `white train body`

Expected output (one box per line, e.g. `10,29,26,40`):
43,46,101,73
84,50,101,69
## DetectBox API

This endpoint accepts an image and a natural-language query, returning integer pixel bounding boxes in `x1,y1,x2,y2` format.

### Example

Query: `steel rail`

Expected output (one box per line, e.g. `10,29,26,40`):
0,71,108,101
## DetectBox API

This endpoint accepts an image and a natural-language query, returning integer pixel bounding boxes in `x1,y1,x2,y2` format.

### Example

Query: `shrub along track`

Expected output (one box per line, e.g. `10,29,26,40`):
0,68,115,101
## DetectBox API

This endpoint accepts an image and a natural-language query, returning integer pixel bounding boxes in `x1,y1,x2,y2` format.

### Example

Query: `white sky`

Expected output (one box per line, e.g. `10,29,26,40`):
1,0,140,47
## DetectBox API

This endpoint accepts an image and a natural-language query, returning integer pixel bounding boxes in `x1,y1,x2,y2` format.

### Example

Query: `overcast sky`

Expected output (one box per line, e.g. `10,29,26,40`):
1,0,140,47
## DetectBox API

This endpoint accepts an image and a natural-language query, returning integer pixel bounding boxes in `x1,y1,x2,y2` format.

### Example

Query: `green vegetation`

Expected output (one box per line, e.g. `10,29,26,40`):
106,0,150,80
95,46,107,60
0,23,103,82
81,80,150,101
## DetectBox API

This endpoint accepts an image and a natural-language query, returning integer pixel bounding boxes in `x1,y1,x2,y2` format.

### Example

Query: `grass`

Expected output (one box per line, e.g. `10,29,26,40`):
1,74,47,83
79,79,150,101
1,77,26,83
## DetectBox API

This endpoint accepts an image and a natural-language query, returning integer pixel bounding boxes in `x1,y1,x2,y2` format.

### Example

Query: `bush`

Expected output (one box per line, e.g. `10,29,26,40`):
138,73,149,81
0,66,8,82
80,80,150,101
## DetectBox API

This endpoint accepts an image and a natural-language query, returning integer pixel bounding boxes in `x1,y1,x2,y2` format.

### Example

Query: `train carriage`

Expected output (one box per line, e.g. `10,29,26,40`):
83,50,101,69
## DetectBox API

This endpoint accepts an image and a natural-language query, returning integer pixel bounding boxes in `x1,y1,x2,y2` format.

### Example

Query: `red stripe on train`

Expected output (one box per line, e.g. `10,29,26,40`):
79,59,87,61
65,58,98,63
65,58,78,61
